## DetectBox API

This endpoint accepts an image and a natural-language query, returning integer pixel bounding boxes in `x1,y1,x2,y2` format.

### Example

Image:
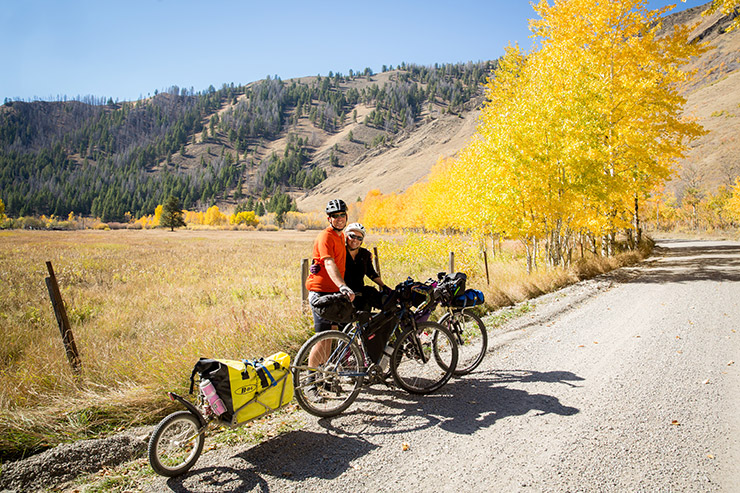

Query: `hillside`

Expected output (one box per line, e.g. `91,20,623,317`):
663,3,740,195
0,63,493,221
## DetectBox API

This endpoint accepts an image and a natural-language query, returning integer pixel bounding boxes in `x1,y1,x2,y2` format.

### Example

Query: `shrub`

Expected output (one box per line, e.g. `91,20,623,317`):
256,223,279,231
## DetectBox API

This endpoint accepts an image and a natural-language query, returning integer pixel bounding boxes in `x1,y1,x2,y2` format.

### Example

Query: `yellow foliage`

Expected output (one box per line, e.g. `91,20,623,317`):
725,178,740,222
134,214,155,229
152,205,163,227
360,0,708,263
184,210,205,225
204,205,227,226
229,210,259,226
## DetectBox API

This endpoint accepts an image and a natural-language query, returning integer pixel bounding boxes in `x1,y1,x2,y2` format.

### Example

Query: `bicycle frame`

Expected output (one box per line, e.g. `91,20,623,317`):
292,292,430,387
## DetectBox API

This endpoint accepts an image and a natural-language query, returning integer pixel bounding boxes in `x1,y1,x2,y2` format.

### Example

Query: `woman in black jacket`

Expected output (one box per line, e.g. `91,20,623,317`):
343,223,388,311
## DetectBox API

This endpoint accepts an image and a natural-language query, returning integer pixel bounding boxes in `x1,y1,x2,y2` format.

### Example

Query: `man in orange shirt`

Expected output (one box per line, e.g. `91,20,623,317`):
306,198,355,317
305,199,355,401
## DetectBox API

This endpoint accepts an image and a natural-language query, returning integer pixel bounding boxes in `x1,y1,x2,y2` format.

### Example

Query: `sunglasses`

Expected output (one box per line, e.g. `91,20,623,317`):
329,212,347,219
348,233,364,241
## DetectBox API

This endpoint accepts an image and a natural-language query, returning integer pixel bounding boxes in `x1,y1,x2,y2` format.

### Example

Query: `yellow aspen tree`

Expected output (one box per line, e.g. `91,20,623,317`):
724,177,740,223
204,205,226,226
530,0,706,252
420,157,465,232
230,211,258,226
359,190,384,229
152,204,163,227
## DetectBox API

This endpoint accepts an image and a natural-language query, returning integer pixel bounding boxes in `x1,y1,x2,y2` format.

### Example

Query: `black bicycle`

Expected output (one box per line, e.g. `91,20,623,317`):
292,279,458,417
413,272,488,376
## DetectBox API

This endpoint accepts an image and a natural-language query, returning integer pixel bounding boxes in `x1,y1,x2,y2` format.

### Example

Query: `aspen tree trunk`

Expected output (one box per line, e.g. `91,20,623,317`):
634,194,642,247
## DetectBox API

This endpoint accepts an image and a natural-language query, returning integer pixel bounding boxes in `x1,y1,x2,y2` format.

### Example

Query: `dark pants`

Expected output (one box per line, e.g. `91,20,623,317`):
308,291,336,332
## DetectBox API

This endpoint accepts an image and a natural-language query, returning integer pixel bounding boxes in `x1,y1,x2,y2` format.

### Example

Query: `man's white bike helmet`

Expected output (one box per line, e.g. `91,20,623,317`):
325,199,347,215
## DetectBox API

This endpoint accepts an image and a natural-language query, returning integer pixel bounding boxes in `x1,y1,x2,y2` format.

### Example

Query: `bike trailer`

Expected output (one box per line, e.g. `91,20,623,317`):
190,352,294,425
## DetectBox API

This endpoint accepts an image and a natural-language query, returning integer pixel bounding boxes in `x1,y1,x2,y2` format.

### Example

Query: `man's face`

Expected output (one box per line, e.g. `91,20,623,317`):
328,211,347,230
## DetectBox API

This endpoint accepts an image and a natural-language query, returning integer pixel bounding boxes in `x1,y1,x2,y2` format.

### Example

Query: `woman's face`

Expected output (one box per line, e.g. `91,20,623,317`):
346,230,364,249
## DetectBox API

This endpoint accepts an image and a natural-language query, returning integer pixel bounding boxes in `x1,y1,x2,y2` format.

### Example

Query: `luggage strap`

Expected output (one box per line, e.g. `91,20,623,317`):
243,359,277,388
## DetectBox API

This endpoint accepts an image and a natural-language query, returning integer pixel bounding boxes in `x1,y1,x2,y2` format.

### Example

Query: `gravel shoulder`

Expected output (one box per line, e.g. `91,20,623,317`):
2,239,738,492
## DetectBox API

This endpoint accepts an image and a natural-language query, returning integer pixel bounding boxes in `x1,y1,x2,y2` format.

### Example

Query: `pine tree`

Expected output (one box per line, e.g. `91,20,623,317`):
161,196,186,231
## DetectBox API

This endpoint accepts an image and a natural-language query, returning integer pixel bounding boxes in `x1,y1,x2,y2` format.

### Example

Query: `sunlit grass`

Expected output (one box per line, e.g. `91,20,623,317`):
0,229,650,459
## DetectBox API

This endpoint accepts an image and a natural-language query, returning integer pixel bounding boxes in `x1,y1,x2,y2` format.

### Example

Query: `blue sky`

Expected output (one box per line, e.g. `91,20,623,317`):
2,0,708,103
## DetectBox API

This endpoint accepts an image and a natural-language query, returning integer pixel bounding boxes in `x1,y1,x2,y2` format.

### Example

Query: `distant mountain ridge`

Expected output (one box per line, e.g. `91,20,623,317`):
0,62,493,221
1,2,737,221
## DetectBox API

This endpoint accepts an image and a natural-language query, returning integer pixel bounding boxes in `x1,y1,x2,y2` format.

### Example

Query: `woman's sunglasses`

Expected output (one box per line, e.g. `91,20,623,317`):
347,233,364,241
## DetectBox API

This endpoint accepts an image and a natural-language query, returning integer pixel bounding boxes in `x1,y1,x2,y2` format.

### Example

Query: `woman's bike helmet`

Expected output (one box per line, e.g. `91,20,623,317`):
345,222,366,236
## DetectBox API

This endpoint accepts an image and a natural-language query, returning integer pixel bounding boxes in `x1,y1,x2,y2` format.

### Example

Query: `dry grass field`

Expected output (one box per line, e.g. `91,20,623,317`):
0,228,647,459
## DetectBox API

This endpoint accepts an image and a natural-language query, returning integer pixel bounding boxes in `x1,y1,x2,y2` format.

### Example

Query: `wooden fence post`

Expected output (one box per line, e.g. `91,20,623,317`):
449,251,455,274
483,249,490,285
373,246,381,277
301,258,309,312
45,261,81,375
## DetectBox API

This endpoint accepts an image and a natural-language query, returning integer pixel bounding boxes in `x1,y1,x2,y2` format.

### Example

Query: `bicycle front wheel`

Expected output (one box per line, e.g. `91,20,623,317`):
148,411,205,477
293,330,364,418
438,309,487,375
390,321,458,394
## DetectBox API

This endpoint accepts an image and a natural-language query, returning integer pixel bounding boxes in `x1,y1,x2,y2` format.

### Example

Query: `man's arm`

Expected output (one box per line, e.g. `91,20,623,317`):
324,257,355,301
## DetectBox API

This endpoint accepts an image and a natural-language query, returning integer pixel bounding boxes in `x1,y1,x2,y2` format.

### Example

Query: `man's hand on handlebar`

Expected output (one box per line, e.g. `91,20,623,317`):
339,285,355,302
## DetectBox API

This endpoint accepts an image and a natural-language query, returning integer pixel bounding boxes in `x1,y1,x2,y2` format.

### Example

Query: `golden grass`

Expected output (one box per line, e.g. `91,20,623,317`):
0,229,650,459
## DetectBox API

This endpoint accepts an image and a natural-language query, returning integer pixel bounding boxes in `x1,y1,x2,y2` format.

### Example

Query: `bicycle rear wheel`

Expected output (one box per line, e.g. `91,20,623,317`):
293,330,364,417
148,411,205,477
438,310,487,375
390,321,458,394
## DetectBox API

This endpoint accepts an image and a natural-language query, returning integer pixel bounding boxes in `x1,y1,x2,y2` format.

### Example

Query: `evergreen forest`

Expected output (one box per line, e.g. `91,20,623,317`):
0,61,495,222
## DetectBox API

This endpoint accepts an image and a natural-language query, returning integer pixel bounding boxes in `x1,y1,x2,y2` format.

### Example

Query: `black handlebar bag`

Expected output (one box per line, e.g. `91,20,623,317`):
310,293,356,324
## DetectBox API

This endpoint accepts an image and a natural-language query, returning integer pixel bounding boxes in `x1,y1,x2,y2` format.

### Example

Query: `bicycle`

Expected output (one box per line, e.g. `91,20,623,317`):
292,278,459,417
414,272,488,376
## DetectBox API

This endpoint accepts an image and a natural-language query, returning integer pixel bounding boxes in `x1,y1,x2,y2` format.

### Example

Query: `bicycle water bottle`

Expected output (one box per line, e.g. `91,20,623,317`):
379,343,394,371
199,379,227,416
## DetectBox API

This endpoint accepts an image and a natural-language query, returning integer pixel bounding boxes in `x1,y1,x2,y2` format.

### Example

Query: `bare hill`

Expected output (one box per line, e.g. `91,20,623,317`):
669,4,740,193
296,106,480,212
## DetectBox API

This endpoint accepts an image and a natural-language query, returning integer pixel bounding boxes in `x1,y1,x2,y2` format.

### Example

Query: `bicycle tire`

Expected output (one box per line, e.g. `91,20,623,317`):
293,330,364,417
390,320,458,394
148,411,205,477
438,310,487,375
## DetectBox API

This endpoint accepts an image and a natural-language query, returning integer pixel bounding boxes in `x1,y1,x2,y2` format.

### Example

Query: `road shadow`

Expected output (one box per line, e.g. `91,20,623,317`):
160,369,580,491
164,430,376,492
484,369,585,387
317,369,581,437
635,241,740,284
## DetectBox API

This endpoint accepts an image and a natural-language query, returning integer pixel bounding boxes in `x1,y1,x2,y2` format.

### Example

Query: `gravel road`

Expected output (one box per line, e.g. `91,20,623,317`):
3,239,738,492
139,239,740,493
